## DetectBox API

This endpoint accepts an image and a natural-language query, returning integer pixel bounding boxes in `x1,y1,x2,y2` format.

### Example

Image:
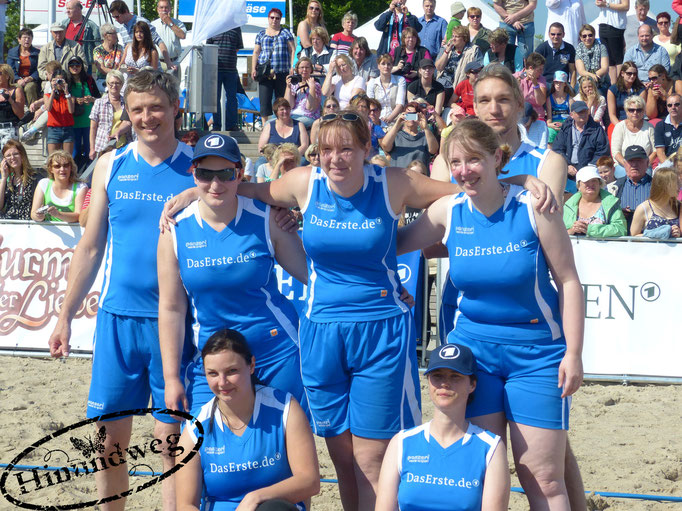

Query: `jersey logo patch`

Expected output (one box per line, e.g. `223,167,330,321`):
439,344,460,359
204,135,225,148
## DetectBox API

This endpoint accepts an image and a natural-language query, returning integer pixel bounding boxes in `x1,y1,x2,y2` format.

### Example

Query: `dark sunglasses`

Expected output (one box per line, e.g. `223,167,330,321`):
627,108,643,113
309,152,319,157
194,167,238,182
624,71,637,77
580,33,594,38
668,102,681,108
321,112,360,122
369,108,380,113
468,14,480,18
309,6,320,10
69,62,82,67
269,16,281,20
649,75,659,80
469,68,481,74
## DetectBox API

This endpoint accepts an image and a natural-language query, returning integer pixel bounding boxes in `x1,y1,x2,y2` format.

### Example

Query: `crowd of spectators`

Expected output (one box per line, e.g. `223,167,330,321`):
245,0,682,238
2,0,682,238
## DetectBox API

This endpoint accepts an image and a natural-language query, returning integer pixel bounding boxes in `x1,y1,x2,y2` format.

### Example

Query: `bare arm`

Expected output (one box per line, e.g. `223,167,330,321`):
150,49,160,70
158,227,190,412
237,165,311,209
238,399,320,509
258,122,271,152
374,434,401,511
629,203,646,235
251,44,262,80
89,119,99,160
297,20,312,49
298,122,310,155
480,439,511,511
534,201,584,397
606,89,617,124
537,150,568,207
176,430,202,511
381,115,404,153
396,195,450,255
30,183,46,221
48,153,112,357
270,209,308,284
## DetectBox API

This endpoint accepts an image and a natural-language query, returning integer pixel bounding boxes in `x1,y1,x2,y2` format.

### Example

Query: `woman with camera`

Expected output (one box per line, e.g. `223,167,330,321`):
284,57,321,128
382,101,439,169
44,69,75,155
390,27,430,85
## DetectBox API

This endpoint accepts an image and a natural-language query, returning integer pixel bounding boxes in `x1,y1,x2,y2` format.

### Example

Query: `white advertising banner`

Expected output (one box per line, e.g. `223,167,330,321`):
1,222,680,378
0,222,101,355
571,237,681,378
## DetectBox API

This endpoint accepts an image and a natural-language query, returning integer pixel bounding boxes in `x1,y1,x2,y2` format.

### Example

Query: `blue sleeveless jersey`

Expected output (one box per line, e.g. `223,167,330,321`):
188,387,302,511
99,141,195,317
443,186,563,343
397,422,500,511
171,197,299,367
301,165,408,321
501,125,548,179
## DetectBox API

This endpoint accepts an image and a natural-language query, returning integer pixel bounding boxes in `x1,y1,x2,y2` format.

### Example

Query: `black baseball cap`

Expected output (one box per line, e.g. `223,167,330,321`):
425,343,477,376
623,145,647,161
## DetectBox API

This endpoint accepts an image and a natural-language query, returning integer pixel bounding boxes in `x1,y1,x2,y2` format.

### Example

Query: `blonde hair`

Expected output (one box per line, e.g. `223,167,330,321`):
261,143,278,164
310,26,329,46
334,54,355,72
649,167,681,215
624,94,645,110
304,143,319,161
306,0,325,27
443,118,512,175
46,150,78,184
0,64,15,85
273,143,300,166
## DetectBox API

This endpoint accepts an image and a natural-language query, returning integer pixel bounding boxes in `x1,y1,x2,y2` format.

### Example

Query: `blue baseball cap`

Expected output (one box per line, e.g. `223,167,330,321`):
425,343,477,376
192,133,241,164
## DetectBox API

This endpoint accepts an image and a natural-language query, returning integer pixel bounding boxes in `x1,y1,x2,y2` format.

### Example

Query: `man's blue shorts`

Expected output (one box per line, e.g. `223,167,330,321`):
299,312,422,439
448,329,570,430
87,309,193,424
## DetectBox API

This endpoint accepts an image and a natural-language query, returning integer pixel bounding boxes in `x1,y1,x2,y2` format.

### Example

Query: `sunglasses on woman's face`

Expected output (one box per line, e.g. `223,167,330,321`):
194,167,239,182
321,112,360,122
624,71,637,77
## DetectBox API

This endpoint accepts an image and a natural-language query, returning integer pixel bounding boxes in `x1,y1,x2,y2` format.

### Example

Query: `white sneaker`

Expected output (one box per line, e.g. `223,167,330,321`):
20,128,37,142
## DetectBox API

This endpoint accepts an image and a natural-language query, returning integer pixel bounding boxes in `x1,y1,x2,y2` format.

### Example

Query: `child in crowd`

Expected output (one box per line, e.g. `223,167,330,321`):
445,2,467,42
546,70,573,144
596,155,617,194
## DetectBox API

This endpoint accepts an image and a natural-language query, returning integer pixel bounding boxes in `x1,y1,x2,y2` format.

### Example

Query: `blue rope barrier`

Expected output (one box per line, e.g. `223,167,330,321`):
2,464,681,503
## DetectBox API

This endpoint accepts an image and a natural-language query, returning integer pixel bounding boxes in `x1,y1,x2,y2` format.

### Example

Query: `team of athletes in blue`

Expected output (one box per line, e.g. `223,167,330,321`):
49,64,585,511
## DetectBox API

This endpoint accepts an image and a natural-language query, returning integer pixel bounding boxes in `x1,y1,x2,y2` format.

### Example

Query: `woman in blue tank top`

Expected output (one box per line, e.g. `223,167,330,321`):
158,134,309,416
162,113,554,510
398,119,584,510
375,343,510,511
175,329,319,510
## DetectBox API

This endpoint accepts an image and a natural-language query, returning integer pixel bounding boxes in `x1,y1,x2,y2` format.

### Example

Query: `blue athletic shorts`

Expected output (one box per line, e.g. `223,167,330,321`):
46,126,75,144
299,312,422,439
185,350,308,418
87,309,193,424
448,329,570,430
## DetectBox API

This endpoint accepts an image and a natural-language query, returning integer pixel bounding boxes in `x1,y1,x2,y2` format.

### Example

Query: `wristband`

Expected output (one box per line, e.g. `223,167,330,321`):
532,85,539,90
64,94,72,98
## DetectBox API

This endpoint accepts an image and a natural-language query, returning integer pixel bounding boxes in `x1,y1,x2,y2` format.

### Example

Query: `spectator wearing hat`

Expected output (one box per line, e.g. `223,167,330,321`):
552,100,610,192
546,70,574,144
374,0,422,57
59,0,101,72
655,93,682,163
563,165,627,237
449,60,481,116
445,2,466,42
37,24,86,84
536,22,576,87
492,0,537,58
521,101,549,149
407,58,445,113
418,0,448,57
375,343,510,511
482,28,524,72
611,144,653,227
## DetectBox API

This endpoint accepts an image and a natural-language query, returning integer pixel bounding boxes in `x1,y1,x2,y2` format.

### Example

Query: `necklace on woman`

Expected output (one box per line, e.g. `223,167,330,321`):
218,406,247,431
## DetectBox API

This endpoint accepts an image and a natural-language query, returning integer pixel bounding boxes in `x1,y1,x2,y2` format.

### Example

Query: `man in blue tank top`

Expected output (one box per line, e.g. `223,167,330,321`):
48,70,195,510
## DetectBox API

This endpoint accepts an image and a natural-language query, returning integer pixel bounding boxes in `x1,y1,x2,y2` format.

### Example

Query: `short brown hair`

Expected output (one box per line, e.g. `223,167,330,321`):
124,69,179,106
596,156,614,168
525,52,545,69
272,97,291,113
318,109,371,150
489,28,509,45
467,6,482,17
310,26,329,46
109,0,130,13
452,25,470,44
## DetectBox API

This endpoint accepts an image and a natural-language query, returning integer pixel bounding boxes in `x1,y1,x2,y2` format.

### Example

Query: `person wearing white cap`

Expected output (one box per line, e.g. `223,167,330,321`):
375,343,510,511
563,165,627,237
36,23,86,82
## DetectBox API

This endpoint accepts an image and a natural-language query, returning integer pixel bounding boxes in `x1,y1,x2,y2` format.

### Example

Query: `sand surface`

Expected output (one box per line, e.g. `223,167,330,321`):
0,356,680,510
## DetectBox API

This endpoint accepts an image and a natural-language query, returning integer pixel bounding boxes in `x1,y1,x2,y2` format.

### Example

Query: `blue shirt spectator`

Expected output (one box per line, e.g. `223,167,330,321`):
418,0,448,57
622,25,670,82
